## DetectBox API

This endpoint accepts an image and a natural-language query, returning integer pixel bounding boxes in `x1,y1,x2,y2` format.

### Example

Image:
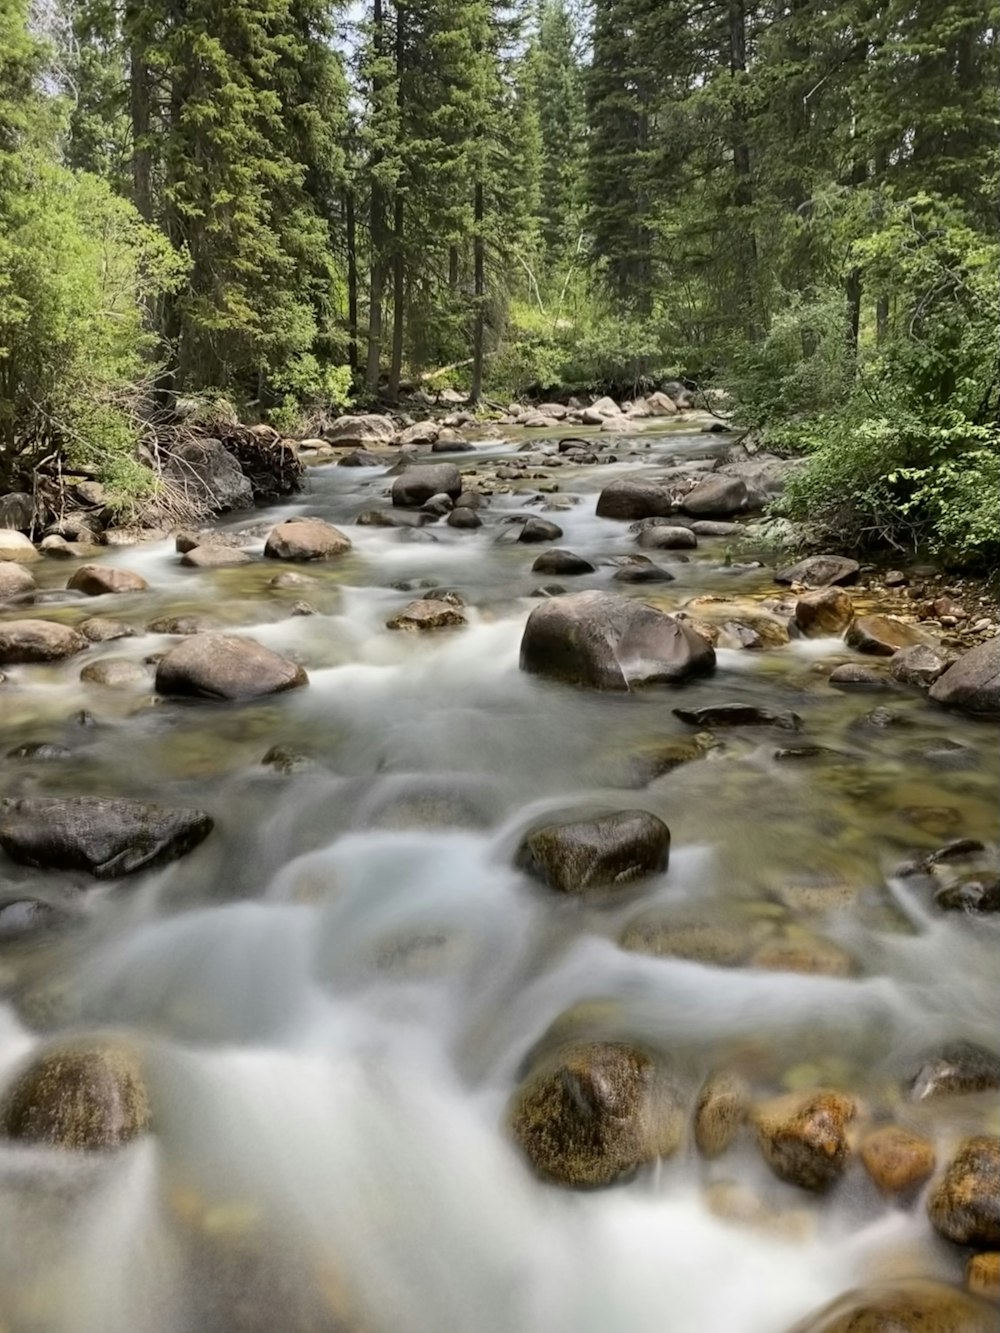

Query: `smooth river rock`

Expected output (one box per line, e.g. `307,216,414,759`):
531,549,595,576
0,561,36,598
385,598,467,631
519,810,670,894
508,1041,684,1187
845,614,925,656
788,1281,1000,1333
637,525,697,550
680,475,749,517
520,590,715,690
860,1125,936,1194
1,1040,151,1151
0,619,88,664
155,633,308,700
754,1089,858,1191
794,588,854,637
890,642,953,688
0,795,213,877
928,1137,1000,1246
775,555,860,588
67,564,149,595
929,637,1000,717
264,518,351,560
392,463,463,507
595,479,674,520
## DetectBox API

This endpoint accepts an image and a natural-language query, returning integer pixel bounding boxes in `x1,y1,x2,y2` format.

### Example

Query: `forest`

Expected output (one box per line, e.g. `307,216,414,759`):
1,0,998,564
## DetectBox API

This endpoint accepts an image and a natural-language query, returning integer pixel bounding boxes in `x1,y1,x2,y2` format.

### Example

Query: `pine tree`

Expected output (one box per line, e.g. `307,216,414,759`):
524,0,585,268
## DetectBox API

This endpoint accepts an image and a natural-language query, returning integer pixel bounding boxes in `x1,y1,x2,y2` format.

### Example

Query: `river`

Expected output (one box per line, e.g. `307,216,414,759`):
1,422,998,1332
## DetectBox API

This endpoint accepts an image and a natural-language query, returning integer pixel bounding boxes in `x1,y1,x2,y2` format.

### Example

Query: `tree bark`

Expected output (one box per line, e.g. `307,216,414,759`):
365,0,386,394
389,192,405,395
127,9,153,223
728,0,759,338
346,186,359,372
470,180,485,403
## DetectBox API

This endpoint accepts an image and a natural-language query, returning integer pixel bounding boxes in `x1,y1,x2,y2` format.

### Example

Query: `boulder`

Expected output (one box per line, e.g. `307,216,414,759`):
776,555,860,588
0,561,36,598
520,590,715,690
80,658,149,688
0,492,34,531
845,615,925,656
929,638,1000,717
891,643,952,688
531,550,595,576
0,619,88,664
1,1040,150,1151
264,518,351,561
673,703,801,730
754,1089,858,1191
694,1072,749,1158
680,476,749,517
0,795,213,877
166,437,254,512
908,1041,1000,1102
535,403,568,420
690,520,742,537
394,421,439,447
392,463,463,508
637,525,697,550
794,588,854,637
645,391,679,416
431,431,474,452
612,564,675,584
788,1281,1000,1333
385,599,467,631
446,507,482,529
508,1041,683,1187
517,517,564,543
324,414,396,447
600,415,634,434
929,1137,1000,1246
155,633,308,701
589,395,621,417
595,479,674,521
180,544,252,568
67,564,148,596
860,1125,936,1194
519,810,670,894
0,529,39,562
79,617,136,643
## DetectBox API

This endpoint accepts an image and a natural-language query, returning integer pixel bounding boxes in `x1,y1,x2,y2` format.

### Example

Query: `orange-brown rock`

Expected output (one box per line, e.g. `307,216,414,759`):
795,588,854,637
967,1254,1000,1303
754,1089,858,1191
929,1136,1000,1246
694,1072,749,1158
860,1125,936,1193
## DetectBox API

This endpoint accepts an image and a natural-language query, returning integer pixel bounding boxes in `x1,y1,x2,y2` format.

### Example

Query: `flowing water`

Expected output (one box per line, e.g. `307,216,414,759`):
1,425,998,1332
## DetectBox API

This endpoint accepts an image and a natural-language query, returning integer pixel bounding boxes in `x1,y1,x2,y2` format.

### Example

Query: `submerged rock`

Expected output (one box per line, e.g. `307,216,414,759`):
788,1281,1000,1333
519,810,670,894
180,544,252,568
508,1041,684,1187
155,633,308,701
0,795,213,877
908,1040,1000,1102
754,1089,858,1192
673,703,801,731
694,1072,749,1158
79,657,150,688
929,1137,1000,1246
1,1040,150,1150
79,616,137,643
519,589,715,690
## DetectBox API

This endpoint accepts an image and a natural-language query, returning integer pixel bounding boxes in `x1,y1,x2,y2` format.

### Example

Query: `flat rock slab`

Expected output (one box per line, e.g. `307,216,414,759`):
775,555,860,588
846,614,925,656
155,633,308,700
0,796,213,877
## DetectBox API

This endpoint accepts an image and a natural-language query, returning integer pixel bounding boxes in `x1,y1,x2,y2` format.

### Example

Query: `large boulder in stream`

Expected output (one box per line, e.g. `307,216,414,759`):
775,555,860,588
155,633,308,700
67,564,149,595
508,1041,684,1187
595,479,674,520
788,1281,1000,1333
845,614,925,656
520,590,715,690
392,463,463,508
1,1039,150,1151
264,517,351,561
929,637,1000,717
680,475,749,517
166,438,254,512
928,1136,1000,1246
0,795,213,877
0,619,88,664
323,413,396,447
519,810,670,894
0,561,37,599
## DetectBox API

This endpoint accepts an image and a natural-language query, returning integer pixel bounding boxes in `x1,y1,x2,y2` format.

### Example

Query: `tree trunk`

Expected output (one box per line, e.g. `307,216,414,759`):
728,0,759,337
346,187,358,373
365,0,386,394
449,246,459,290
127,11,153,223
389,193,405,395
470,180,485,403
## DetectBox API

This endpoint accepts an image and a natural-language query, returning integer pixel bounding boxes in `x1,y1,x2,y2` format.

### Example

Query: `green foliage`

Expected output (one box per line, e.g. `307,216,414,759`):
267,356,353,432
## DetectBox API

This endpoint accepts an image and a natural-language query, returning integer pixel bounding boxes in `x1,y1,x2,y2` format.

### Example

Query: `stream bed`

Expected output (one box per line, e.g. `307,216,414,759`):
1,424,998,1332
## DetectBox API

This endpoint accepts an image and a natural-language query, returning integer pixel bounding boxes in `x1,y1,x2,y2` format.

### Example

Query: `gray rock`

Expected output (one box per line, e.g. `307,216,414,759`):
323,414,396,447
155,633,308,701
0,796,213,877
929,637,1000,717
392,463,463,507
519,810,670,894
264,518,351,560
680,476,749,517
845,615,925,656
0,492,34,531
595,479,674,520
531,549,595,576
0,561,36,599
66,564,148,595
446,507,482,529
890,643,952,689
775,555,860,588
520,589,715,690
636,525,697,550
0,619,88,664
166,438,254,512
517,517,564,543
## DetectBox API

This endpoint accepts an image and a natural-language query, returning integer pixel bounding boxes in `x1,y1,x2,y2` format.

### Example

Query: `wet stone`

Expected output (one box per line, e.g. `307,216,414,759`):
908,1041,1000,1102
788,1280,1000,1333
860,1125,936,1194
519,810,670,895
754,1089,858,1192
694,1072,749,1158
928,1137,1000,1247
